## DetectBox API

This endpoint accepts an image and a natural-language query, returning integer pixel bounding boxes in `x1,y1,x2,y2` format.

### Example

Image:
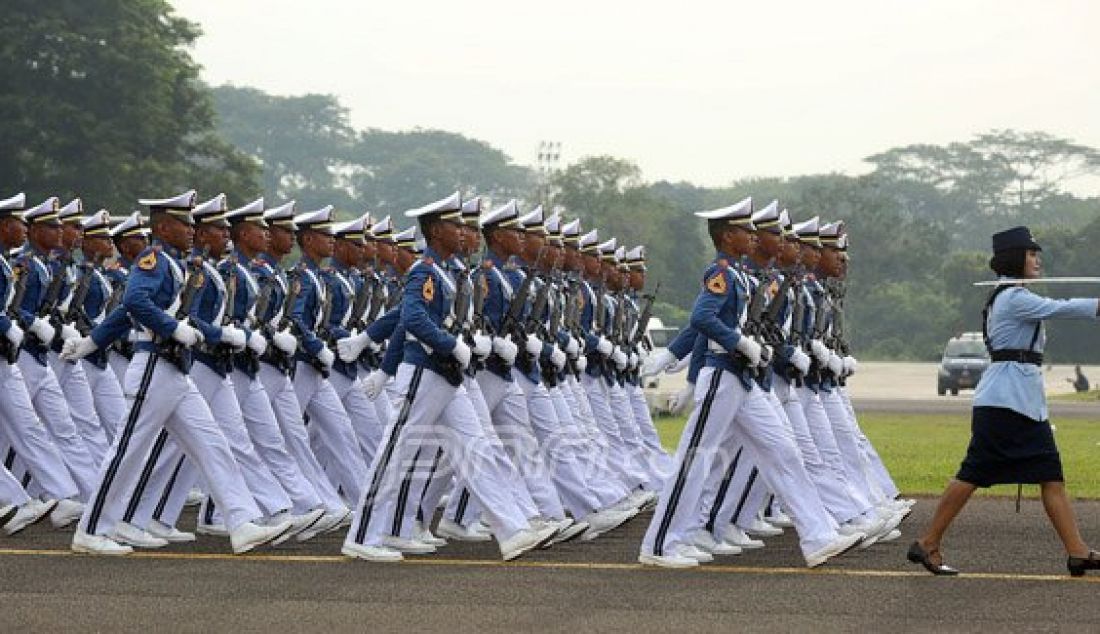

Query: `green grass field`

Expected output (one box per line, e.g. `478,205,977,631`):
653,412,1100,499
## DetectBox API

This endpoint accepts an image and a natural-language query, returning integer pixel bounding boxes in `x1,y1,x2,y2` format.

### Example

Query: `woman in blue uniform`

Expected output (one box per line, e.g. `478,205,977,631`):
908,226,1100,577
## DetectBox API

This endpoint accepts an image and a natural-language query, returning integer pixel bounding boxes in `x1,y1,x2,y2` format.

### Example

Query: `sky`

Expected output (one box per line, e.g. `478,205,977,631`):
171,0,1100,191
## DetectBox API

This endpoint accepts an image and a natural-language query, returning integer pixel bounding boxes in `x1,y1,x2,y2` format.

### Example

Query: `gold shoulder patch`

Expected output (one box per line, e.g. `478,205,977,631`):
479,276,489,297
137,251,157,271
768,280,779,298
423,276,435,302
705,271,727,294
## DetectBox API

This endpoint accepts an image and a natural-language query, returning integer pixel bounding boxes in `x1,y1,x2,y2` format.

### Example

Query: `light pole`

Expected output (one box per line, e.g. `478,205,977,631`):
537,140,561,207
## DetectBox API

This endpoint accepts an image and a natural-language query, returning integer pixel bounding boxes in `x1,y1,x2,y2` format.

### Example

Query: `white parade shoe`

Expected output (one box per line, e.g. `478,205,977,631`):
639,545,701,569
547,519,589,546
196,521,229,537
745,518,784,538
681,543,714,563
720,525,765,550
342,541,403,562
436,518,493,542
110,521,169,549
230,520,292,554
295,508,348,542
72,529,133,556
49,498,84,529
414,521,447,547
146,520,196,543
499,525,557,561
270,508,325,545
382,535,436,555
805,533,863,568
3,499,56,536
767,511,795,529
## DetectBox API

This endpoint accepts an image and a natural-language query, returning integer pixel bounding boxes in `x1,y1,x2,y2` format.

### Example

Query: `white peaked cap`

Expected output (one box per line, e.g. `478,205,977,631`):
225,198,267,226
23,197,62,224
109,211,150,238
393,225,418,247
405,191,462,219
694,196,754,226
334,215,368,238
139,190,196,210
751,200,782,233
294,205,336,234
263,200,297,228
81,209,113,235
370,215,393,238
0,192,26,212
59,198,84,222
479,199,520,229
518,205,544,229
578,228,599,252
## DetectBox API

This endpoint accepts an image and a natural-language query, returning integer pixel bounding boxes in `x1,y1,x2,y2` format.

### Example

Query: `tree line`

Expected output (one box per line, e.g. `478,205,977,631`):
4,2,1100,362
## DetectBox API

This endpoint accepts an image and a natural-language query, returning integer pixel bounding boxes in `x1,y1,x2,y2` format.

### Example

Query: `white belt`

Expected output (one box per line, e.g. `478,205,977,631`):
707,339,728,354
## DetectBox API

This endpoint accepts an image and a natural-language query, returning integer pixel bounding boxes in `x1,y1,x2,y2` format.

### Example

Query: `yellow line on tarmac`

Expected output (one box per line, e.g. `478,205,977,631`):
0,547,1096,583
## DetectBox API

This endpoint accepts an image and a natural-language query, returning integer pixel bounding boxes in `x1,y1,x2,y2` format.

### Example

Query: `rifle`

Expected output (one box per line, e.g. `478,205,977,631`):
1,262,29,363
433,264,470,386
540,278,565,386
760,268,800,347
239,277,275,375
265,267,303,375
212,255,240,370
496,269,534,371
630,282,660,349
63,259,98,336
515,274,549,375
347,273,373,332
310,275,335,377
161,252,208,373
31,253,71,348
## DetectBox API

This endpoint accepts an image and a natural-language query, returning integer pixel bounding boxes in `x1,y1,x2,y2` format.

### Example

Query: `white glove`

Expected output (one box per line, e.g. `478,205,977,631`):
842,355,858,376
827,351,843,376
362,369,389,400
220,324,247,350
644,349,673,375
272,328,297,354
60,335,97,361
669,381,694,415
565,337,579,357
472,333,492,358
172,320,201,347
612,347,628,370
247,331,268,356
576,356,587,372
4,322,23,347
758,343,773,367
524,334,542,356
452,338,472,370
669,354,691,374
791,347,811,375
336,331,370,363
316,346,335,369
29,317,55,344
550,346,567,371
492,336,517,364
60,323,80,343
628,351,639,370
597,336,613,356
810,339,830,364
734,336,762,366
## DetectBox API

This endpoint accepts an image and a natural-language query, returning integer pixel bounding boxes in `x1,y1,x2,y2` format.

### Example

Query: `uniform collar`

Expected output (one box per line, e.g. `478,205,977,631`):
154,238,183,261
486,249,508,269
423,246,443,263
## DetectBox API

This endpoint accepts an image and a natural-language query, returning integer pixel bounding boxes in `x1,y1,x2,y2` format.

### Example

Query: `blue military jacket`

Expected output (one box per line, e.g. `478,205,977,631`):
290,256,331,365
324,262,358,379
974,285,1098,421
399,248,459,376
14,244,71,364
693,252,754,390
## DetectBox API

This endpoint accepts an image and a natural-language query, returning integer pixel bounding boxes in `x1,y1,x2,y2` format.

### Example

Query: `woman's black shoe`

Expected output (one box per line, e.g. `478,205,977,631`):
1067,551,1100,577
907,541,959,576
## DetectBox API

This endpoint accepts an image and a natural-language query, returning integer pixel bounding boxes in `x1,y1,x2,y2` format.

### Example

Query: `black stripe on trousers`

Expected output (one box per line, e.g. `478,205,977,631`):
705,446,743,533
652,369,722,557
354,366,424,544
87,352,160,534
122,429,170,522
4,448,15,470
731,467,759,527
453,488,471,525
410,446,444,528
392,447,423,537
153,455,187,521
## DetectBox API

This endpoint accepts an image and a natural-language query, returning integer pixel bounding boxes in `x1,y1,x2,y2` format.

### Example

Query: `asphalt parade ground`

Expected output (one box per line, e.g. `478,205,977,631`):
3,497,1099,632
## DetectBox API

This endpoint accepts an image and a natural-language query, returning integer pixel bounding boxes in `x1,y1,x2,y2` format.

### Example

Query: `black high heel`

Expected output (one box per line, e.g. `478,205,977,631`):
1067,551,1100,577
907,541,959,576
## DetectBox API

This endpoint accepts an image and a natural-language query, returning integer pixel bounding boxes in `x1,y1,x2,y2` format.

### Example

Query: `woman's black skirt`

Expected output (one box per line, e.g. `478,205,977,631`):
956,406,1063,488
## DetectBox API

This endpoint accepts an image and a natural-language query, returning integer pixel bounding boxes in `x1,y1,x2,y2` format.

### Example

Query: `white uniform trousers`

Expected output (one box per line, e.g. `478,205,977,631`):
108,350,130,385
48,352,110,463
581,374,647,492
629,383,674,482
548,383,623,511
256,363,346,513
17,351,98,499
347,364,530,547
293,362,366,504
512,373,605,519
775,377,867,524
609,382,661,490
231,368,324,514
439,374,539,529
79,352,262,536
641,367,837,559
797,386,874,512
563,376,625,493
80,359,127,445
0,361,81,501
839,387,900,500
0,462,30,507
476,371,566,520
820,388,886,505
328,371,385,468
